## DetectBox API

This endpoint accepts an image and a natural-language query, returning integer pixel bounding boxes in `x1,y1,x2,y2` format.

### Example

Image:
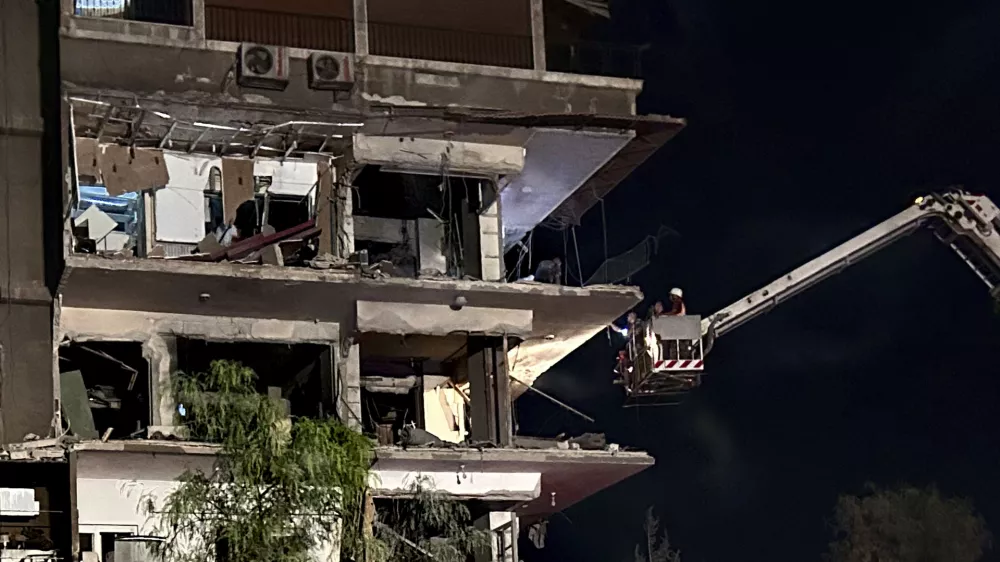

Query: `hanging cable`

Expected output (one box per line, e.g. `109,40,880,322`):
571,227,584,287
562,229,569,285
600,198,610,283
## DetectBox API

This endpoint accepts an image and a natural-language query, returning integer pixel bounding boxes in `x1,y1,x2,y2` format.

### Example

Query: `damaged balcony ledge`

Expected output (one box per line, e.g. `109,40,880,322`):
60,34,641,116
61,255,641,393
374,446,655,520
68,440,651,509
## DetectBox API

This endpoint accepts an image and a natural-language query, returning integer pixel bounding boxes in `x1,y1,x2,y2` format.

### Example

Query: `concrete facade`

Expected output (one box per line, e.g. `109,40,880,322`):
0,1,675,561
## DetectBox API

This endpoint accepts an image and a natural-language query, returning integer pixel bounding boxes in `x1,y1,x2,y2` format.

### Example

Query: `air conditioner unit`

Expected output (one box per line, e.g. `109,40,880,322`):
307,51,354,91
237,43,290,91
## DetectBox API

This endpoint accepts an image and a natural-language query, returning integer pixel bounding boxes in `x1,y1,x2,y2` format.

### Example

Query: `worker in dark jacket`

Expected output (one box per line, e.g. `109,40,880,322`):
534,257,563,284
610,311,639,388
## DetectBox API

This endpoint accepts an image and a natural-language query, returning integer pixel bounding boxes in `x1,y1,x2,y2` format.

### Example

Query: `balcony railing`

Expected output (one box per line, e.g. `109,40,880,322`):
205,6,354,52
76,2,641,78
546,41,645,79
74,0,193,26
369,20,533,69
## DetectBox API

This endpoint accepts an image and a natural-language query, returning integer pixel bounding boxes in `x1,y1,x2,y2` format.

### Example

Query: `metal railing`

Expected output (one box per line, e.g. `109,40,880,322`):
205,6,355,52
74,0,193,26
369,20,533,68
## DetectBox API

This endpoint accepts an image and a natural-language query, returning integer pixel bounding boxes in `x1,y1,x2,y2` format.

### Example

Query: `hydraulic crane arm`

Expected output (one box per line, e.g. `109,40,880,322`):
701,190,1000,344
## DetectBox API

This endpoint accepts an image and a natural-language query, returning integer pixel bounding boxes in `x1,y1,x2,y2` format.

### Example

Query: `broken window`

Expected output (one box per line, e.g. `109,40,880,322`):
360,333,472,446
175,340,334,419
352,167,498,280
58,342,150,440
72,184,142,255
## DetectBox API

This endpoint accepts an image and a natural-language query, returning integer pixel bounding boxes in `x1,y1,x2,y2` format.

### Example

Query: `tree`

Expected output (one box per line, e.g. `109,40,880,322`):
147,360,374,562
370,477,491,562
634,507,681,562
826,484,992,562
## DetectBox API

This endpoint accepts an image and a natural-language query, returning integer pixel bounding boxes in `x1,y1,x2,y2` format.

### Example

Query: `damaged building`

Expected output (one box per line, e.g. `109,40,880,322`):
0,0,685,560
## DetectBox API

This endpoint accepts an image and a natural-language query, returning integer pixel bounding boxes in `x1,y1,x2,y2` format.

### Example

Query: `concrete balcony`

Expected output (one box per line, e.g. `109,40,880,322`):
59,0,645,116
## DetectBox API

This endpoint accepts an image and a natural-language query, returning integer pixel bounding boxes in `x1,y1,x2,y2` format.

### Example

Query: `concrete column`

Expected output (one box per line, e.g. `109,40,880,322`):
479,198,503,282
353,0,369,56
191,0,206,41
144,334,179,434
337,341,362,430
0,0,59,445
529,0,546,71
333,159,355,260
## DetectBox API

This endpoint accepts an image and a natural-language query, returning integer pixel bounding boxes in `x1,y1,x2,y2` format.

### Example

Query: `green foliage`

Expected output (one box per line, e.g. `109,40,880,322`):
634,507,681,562
147,360,373,562
368,477,491,562
826,484,992,562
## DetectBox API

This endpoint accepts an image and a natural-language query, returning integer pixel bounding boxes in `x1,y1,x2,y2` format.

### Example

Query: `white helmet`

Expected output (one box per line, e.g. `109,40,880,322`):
669,287,684,299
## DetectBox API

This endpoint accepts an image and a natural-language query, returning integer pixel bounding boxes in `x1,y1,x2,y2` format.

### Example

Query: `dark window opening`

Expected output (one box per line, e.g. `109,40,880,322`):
80,533,94,553
176,340,331,419
360,334,471,446
353,167,496,279
263,194,311,233
58,342,150,440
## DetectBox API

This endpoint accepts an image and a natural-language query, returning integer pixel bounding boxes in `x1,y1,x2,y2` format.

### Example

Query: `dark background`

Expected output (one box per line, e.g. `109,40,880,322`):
516,0,1000,560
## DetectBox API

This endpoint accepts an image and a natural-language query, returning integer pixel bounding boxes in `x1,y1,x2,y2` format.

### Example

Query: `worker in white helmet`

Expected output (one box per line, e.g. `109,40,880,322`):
667,287,686,316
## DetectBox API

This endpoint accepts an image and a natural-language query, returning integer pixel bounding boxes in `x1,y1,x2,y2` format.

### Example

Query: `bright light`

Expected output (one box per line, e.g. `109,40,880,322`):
914,196,925,205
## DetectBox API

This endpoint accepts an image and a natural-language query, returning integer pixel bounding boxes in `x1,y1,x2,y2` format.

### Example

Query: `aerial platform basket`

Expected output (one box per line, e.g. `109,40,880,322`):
621,315,705,407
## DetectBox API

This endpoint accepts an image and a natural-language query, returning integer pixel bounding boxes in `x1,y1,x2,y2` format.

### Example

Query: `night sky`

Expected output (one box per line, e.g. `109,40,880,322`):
517,1,1000,560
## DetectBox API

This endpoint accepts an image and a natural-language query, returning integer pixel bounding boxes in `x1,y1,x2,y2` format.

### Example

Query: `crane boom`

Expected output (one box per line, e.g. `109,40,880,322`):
621,190,1000,407
701,190,1000,342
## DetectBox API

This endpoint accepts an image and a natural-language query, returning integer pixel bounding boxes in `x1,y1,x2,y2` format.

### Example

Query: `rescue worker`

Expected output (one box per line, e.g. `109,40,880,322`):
666,287,686,316
216,199,260,246
534,257,563,284
648,300,666,319
610,311,639,388
609,311,638,337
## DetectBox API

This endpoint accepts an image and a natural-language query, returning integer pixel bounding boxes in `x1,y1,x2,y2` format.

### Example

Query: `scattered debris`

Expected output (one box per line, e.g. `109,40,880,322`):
74,205,117,243
306,252,347,270
60,370,99,440
260,243,284,266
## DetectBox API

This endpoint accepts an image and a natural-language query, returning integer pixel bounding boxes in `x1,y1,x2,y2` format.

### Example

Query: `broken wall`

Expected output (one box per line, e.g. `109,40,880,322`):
57,307,345,432
71,146,324,251
421,381,466,443
59,35,640,115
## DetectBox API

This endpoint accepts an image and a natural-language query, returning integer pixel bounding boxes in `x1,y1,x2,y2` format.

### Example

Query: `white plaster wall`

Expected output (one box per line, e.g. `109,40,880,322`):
370,470,540,501
76,451,340,562
422,386,466,444
254,159,318,197
77,451,214,531
152,154,317,244
156,152,217,243
479,199,503,282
